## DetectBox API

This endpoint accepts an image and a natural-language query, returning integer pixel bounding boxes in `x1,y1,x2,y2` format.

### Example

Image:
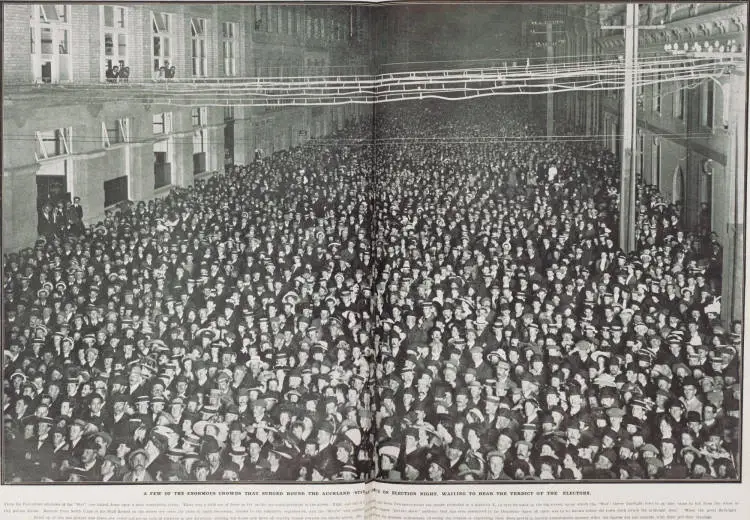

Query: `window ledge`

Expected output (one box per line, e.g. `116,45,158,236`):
35,155,69,164
194,170,217,181
153,185,172,195
104,202,127,212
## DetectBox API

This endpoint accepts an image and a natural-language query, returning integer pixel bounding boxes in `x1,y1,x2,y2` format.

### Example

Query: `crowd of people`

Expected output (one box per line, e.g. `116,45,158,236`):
37,196,86,238
2,98,741,484
4,119,376,482
371,100,738,481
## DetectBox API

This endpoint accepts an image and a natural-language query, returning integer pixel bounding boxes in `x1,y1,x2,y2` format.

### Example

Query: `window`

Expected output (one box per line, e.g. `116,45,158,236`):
221,20,235,39
352,8,361,40
703,80,714,129
191,17,207,77
41,27,53,53
193,129,207,174
104,176,128,207
268,6,276,33
191,107,208,174
653,138,662,187
674,81,685,120
101,6,128,81
637,131,644,178
254,5,264,31
153,112,172,135
35,128,71,161
37,4,69,24
653,70,662,113
103,5,125,29
221,22,237,77
636,77,644,109
153,140,171,189
102,118,129,148
224,106,235,121
30,4,72,83
191,106,207,127
152,11,171,75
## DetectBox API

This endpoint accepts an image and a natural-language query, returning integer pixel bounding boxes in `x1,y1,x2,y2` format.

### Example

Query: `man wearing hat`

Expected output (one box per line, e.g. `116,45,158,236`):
99,454,124,482
423,450,449,482
377,441,402,480
263,446,296,480
678,377,704,417
660,438,688,479
591,449,618,479
77,437,103,481
122,449,154,482
238,438,265,481
314,420,338,476
80,393,109,431
485,450,512,480
402,449,427,481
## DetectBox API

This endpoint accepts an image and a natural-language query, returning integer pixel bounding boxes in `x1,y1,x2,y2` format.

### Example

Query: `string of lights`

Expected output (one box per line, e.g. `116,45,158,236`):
34,66,723,107
6,129,722,146
27,58,730,108
8,51,738,109
43,54,732,89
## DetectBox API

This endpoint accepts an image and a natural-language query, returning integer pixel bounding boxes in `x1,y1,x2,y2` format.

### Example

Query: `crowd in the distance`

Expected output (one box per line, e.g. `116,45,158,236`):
2,98,740,483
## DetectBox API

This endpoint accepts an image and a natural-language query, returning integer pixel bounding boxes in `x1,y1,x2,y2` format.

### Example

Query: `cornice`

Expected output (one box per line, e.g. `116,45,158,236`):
596,4,746,50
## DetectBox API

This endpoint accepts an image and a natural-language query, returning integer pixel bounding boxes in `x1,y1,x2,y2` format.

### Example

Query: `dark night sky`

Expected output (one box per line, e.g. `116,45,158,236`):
382,4,528,65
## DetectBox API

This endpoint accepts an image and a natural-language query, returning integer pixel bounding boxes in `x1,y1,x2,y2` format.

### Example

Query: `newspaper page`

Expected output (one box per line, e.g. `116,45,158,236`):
366,1,750,519
2,1,749,519
3,1,378,517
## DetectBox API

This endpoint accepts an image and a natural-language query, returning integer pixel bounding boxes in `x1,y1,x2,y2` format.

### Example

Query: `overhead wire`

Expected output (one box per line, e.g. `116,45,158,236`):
39,69,723,107
6,49,738,110
25,58,732,107
36,54,734,89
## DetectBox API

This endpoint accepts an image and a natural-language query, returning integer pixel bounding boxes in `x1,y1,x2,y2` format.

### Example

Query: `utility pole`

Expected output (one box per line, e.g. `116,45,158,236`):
619,3,638,253
602,4,664,252
546,21,555,140
529,12,564,138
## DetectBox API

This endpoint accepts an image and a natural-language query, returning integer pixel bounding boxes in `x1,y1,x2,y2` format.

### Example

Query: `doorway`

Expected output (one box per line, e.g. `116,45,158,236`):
672,166,684,204
224,122,234,171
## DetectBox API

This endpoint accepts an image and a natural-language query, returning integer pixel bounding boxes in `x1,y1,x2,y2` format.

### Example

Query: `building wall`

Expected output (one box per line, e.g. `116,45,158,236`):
3,4,373,253
563,2,747,322
4,4,33,84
